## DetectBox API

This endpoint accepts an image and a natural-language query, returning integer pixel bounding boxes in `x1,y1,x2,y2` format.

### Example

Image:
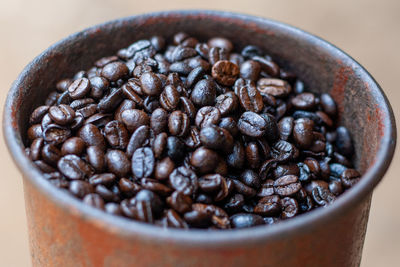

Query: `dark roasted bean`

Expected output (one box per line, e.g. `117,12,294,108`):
140,72,162,96
190,79,216,107
41,144,61,166
101,62,129,82
219,117,238,137
89,173,116,186
167,136,185,161
254,195,281,216
183,127,201,149
68,78,90,99
320,93,337,117
30,138,44,161
329,180,343,196
341,168,361,188
58,154,93,180
119,178,141,197
97,88,124,113
273,175,301,196
257,78,291,97
252,56,280,77
291,93,315,110
69,180,93,198
211,60,239,86
195,106,221,128
199,125,233,152
238,82,264,112
238,111,267,137
78,123,105,150
150,108,168,134
127,125,150,157
104,120,129,149
121,109,149,132
312,186,336,206
106,150,131,177
240,60,261,81
215,92,238,116
257,179,275,197
271,141,297,162
190,147,219,174
132,147,155,179
168,111,190,136
155,157,175,180
281,197,299,219
86,146,105,173
230,213,264,228
167,191,192,214
336,126,354,158
43,124,71,145
83,193,105,209
29,106,49,125
169,166,198,196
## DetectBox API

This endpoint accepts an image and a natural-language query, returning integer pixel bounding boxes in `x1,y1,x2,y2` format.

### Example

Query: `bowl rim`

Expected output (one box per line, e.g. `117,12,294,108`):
3,10,397,246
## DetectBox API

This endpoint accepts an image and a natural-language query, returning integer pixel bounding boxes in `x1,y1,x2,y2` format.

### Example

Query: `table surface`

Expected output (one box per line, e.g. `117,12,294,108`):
0,0,399,266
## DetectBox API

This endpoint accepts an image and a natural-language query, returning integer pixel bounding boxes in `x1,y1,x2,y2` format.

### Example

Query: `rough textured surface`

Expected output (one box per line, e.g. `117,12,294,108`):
0,2,398,267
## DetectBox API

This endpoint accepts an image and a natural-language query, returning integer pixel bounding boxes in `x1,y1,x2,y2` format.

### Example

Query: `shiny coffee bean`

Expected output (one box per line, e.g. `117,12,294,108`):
230,213,265,228
132,147,155,179
273,175,301,196
58,154,93,180
190,79,216,107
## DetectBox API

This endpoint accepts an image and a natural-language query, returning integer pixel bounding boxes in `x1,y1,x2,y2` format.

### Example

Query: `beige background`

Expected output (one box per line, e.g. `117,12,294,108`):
0,0,399,266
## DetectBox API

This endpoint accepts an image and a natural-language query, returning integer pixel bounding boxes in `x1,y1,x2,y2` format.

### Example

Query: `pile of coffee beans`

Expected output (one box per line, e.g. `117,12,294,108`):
25,32,361,229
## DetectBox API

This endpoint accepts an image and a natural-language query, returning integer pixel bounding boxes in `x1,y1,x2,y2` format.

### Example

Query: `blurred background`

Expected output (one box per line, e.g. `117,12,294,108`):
0,0,399,266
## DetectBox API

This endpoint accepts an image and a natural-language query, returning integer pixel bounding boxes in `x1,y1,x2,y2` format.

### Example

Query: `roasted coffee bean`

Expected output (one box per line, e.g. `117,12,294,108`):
41,144,61,166
257,78,291,97
68,78,90,99
26,32,359,229
104,120,129,149
140,72,162,96
69,180,93,198
281,197,299,219
254,195,281,216
257,179,275,197
273,175,301,196
30,138,44,161
278,117,293,140
336,126,354,158
166,136,185,161
271,140,297,162
43,124,71,145
97,88,124,113
195,106,221,128
127,125,150,157
240,60,261,81
29,106,49,125
101,62,129,82
155,157,175,180
150,108,168,134
89,173,116,186
83,193,105,209
341,168,361,188
167,191,192,214
106,150,131,177
238,82,264,112
230,213,264,228
312,186,336,206
191,79,216,107
169,166,198,196
58,154,93,180
86,146,105,173
273,164,300,179
132,147,155,179
320,93,337,117
238,111,267,137
78,123,105,149
219,117,238,136
168,111,190,136
121,109,149,132
215,91,238,116
211,60,239,86
119,178,141,197
291,93,315,110
190,147,219,174
329,180,343,196
183,127,201,149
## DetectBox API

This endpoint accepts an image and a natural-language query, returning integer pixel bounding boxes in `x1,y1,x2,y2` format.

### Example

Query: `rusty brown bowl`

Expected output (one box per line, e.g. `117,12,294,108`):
3,10,396,267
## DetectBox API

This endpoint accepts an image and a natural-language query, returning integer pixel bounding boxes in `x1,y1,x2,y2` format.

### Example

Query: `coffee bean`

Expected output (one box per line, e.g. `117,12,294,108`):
41,144,61,166
190,147,219,174
238,111,267,137
121,109,149,132
106,150,131,177
252,56,280,77
240,60,261,81
150,108,168,134
69,180,93,198
226,141,245,169
167,191,192,214
169,166,198,196
135,189,163,216
230,213,265,228
211,60,239,86
273,175,301,196
132,147,155,179
341,169,360,188
168,111,190,136
238,82,264,112
254,195,281,216
219,117,238,137
291,93,315,110
195,106,221,128
278,117,293,141
58,154,93,180
191,79,216,107
257,78,291,97
97,88,124,113
68,78,90,99
215,91,238,116
86,146,105,173
83,194,105,209
271,141,297,162
78,123,105,149
183,127,201,149
119,178,141,197
104,120,129,149
155,157,175,180
208,37,233,52
320,93,337,117
30,138,44,161
281,197,299,219
336,126,354,158
43,124,71,145
257,179,275,197
29,106,49,125
293,118,314,149
101,62,129,82
312,186,336,206
329,180,343,196
166,136,185,161
199,125,233,152
89,173,116,186
127,125,150,157
273,164,300,179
